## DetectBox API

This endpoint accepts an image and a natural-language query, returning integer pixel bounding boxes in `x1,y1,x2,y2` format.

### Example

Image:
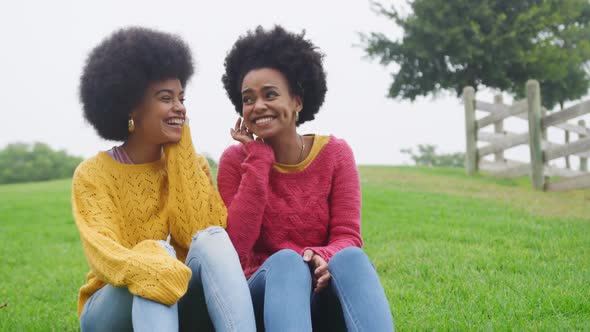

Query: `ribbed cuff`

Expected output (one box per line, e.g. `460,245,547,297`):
302,246,331,262
155,262,191,305
244,141,275,164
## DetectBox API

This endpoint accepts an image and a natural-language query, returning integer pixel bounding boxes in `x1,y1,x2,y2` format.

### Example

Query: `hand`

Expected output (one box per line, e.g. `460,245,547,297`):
230,117,255,144
303,249,331,293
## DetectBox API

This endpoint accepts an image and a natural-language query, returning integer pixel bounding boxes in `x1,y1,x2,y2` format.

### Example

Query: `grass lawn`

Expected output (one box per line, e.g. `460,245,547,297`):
0,167,589,330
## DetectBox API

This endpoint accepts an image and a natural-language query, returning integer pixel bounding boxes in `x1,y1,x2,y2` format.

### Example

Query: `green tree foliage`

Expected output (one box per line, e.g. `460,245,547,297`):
203,154,218,170
0,143,83,184
401,144,465,167
362,0,590,109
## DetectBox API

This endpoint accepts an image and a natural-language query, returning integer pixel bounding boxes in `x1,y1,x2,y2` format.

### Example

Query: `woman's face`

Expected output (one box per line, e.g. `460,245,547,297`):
130,79,186,144
241,68,302,139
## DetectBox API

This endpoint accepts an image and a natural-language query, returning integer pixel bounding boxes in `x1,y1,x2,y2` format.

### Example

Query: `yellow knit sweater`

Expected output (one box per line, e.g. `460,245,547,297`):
71,124,226,316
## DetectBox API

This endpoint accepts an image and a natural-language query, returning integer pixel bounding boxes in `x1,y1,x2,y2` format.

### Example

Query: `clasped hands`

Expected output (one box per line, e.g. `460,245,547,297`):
303,249,331,293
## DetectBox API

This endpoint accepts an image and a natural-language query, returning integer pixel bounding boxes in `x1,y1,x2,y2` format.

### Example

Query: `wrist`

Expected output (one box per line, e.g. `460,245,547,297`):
244,141,275,163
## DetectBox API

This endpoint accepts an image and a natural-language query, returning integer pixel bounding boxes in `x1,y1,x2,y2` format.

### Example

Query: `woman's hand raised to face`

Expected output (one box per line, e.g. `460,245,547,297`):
303,249,331,293
230,117,256,144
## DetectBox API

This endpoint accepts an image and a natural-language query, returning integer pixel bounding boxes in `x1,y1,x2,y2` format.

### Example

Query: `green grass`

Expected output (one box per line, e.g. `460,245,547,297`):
1,167,589,330
0,180,84,331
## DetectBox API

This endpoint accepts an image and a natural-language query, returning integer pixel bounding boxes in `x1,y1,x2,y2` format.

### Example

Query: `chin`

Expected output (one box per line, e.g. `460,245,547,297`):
254,128,278,140
161,134,182,144
169,136,182,143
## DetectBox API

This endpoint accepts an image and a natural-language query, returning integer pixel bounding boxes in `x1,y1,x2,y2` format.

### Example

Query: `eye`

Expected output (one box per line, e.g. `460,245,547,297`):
161,95,173,103
266,91,278,99
242,96,254,105
179,98,186,104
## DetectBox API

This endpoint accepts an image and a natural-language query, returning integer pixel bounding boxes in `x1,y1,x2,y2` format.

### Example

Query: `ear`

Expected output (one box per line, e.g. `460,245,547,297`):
293,95,303,112
129,108,140,120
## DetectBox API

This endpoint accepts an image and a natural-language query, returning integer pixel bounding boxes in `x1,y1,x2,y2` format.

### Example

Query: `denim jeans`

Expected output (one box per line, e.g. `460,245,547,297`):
248,247,394,332
80,226,256,332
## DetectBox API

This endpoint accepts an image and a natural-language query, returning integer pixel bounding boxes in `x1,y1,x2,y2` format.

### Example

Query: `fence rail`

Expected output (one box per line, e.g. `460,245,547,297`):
463,79,590,192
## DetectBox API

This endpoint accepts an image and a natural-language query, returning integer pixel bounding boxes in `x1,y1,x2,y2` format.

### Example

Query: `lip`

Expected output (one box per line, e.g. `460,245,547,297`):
164,116,185,127
250,115,277,126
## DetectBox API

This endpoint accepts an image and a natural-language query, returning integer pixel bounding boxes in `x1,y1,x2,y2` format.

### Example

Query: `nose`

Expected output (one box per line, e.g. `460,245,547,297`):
252,97,267,113
173,98,186,116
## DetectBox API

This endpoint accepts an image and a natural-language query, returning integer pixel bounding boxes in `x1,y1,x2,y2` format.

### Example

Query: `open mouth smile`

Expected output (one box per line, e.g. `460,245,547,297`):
165,117,184,127
253,116,276,125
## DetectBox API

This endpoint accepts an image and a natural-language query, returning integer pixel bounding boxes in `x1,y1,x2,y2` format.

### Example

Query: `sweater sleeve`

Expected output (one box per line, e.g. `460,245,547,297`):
164,124,227,252
304,140,363,261
72,168,192,305
217,141,275,259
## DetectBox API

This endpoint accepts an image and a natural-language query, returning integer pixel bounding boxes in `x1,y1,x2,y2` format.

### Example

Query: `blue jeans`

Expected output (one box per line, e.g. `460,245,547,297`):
248,247,394,332
80,226,256,332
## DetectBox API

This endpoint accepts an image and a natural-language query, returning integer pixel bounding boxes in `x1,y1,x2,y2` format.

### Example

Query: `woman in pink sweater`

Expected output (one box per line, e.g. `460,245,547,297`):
218,26,394,331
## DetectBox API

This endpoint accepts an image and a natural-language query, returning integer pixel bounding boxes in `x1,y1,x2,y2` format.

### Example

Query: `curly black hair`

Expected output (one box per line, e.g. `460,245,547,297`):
222,26,327,126
79,27,194,141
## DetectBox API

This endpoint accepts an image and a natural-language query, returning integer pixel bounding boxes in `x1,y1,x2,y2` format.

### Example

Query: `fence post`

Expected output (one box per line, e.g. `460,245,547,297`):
565,130,571,169
464,86,477,175
580,119,588,172
493,94,505,162
526,80,545,190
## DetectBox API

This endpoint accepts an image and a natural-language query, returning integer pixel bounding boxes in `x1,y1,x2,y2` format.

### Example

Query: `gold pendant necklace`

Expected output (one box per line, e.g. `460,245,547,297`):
298,134,305,163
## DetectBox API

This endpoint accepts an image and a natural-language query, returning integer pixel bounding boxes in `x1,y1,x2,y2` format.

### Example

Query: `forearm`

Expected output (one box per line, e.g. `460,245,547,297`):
165,125,228,249
220,141,274,258
307,140,363,262
78,227,191,305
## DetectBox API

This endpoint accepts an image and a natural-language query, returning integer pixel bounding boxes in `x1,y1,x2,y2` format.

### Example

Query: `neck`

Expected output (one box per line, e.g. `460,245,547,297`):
122,134,162,164
265,129,303,165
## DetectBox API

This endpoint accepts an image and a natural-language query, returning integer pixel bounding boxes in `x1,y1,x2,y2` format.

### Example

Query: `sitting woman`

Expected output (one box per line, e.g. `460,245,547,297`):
73,27,255,332
219,26,395,331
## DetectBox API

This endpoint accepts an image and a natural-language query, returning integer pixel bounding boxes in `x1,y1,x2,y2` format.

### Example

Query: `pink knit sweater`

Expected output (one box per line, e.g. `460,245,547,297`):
218,136,363,278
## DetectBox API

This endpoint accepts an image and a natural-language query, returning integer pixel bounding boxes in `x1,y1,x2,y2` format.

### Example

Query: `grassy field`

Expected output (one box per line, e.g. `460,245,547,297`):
0,167,589,330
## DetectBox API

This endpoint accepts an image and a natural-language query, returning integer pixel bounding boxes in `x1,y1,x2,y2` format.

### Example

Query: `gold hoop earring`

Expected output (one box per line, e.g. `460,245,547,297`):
128,118,135,133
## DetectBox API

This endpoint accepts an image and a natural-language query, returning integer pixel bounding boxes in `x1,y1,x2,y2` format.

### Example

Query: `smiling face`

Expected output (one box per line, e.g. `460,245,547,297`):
130,78,186,144
241,68,302,139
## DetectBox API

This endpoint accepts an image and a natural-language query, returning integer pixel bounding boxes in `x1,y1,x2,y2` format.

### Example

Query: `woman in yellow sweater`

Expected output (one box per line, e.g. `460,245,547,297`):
73,27,255,331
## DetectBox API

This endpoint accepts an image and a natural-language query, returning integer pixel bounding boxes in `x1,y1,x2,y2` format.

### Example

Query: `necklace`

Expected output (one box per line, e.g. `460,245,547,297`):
297,134,305,163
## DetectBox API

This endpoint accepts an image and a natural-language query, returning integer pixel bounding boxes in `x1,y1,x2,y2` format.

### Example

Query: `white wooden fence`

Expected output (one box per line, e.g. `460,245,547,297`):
463,80,590,191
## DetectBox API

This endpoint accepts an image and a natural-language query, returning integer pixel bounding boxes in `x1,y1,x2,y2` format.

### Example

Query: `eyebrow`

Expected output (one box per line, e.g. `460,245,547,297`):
155,89,184,96
241,84,279,94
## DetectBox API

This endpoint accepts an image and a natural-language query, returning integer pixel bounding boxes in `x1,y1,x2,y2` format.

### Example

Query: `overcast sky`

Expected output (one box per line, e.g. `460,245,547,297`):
1,0,587,165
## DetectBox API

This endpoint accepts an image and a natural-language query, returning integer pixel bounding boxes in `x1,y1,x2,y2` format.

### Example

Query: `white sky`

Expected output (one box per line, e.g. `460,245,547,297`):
1,0,588,165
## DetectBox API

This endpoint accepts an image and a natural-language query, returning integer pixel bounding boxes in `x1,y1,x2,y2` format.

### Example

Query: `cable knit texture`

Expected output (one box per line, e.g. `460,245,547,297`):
218,136,363,278
72,124,226,316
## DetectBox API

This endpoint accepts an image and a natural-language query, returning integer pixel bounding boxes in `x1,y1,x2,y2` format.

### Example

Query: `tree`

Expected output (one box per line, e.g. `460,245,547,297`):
401,145,464,167
362,0,590,109
0,143,83,184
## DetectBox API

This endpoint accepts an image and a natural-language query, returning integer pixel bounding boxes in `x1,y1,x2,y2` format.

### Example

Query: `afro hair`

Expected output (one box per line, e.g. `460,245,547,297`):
79,26,194,141
222,25,327,126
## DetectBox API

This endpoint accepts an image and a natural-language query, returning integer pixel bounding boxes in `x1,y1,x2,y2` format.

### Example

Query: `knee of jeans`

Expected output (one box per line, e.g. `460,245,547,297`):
189,226,228,250
186,227,232,268
329,247,367,270
270,249,309,276
191,225,226,242
157,240,177,258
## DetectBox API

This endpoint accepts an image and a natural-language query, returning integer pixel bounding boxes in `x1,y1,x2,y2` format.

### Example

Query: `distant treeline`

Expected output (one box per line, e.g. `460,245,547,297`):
0,143,83,184
401,145,464,168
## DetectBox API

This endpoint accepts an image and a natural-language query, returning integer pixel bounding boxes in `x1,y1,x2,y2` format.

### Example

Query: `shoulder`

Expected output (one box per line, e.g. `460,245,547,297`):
220,144,247,164
323,136,356,162
72,152,125,189
327,136,352,150
72,154,112,197
73,154,104,182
